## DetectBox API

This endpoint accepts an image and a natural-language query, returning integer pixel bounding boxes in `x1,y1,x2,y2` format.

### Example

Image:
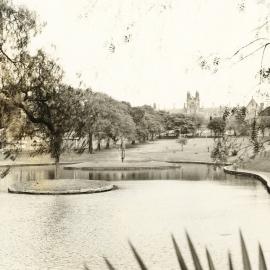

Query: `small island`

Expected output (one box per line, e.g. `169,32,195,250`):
8,179,115,195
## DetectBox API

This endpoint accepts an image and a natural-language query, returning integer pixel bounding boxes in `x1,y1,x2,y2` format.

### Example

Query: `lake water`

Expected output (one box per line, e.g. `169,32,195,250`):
0,164,269,269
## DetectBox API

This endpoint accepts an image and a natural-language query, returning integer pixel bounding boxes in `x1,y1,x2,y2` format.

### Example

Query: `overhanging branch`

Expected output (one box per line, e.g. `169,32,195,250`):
0,45,18,65
260,42,270,83
231,38,269,59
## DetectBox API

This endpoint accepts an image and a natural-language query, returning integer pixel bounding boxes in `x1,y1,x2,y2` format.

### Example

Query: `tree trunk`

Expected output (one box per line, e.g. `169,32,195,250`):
0,9,3,45
54,162,60,179
106,138,110,149
131,140,136,145
97,137,101,151
50,132,62,179
88,132,93,154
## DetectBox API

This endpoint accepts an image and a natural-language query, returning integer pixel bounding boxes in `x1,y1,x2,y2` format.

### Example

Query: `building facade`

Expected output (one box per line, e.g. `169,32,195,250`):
181,91,224,119
184,91,200,115
245,97,264,120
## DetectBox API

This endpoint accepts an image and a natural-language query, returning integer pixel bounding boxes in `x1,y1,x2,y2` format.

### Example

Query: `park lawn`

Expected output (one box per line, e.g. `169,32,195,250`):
124,138,214,162
241,153,270,172
238,139,270,172
4,136,270,174
0,138,215,165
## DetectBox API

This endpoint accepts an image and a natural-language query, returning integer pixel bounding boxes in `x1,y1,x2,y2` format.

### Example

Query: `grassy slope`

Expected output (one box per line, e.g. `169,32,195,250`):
242,153,270,172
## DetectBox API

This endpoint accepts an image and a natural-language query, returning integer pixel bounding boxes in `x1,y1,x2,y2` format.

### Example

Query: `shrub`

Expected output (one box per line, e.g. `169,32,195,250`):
178,137,188,151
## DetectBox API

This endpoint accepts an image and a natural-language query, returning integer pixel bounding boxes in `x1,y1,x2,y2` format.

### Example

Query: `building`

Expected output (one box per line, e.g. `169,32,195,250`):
181,91,224,119
183,93,265,120
245,97,264,120
184,91,200,115
168,93,266,124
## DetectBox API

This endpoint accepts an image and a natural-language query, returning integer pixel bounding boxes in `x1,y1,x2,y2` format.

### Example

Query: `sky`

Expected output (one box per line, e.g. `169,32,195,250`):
12,0,270,109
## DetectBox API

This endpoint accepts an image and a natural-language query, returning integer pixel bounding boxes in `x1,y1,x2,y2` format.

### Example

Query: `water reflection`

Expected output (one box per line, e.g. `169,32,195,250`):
5,163,259,187
84,164,248,182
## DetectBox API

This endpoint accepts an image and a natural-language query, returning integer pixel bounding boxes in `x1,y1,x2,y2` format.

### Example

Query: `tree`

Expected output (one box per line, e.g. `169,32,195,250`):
130,106,147,143
210,139,229,163
207,117,226,137
177,137,188,151
0,0,39,63
258,116,270,137
0,0,40,162
162,113,205,137
143,107,164,141
226,106,249,136
78,90,110,153
182,116,201,136
103,99,136,145
163,113,186,136
78,92,136,152
1,50,83,165
130,105,165,142
198,3,270,158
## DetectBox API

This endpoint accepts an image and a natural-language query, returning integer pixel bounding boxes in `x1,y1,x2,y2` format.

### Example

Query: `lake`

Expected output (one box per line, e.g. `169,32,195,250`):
0,164,269,269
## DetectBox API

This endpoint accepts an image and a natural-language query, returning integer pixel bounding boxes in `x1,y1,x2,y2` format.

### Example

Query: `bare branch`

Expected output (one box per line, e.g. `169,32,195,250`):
0,45,17,64
260,42,270,83
232,44,267,65
14,102,55,133
252,20,268,33
231,38,269,59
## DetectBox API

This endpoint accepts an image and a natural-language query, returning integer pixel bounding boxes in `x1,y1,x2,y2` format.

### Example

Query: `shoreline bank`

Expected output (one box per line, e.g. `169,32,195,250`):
224,165,270,193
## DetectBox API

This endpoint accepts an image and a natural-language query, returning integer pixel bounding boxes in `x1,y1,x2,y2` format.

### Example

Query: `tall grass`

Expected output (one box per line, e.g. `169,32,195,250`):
84,231,268,270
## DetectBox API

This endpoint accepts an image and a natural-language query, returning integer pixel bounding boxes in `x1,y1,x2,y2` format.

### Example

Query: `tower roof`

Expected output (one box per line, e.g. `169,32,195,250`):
247,97,258,108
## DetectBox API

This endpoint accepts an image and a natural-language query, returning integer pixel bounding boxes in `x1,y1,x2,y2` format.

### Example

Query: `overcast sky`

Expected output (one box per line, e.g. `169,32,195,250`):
13,0,270,108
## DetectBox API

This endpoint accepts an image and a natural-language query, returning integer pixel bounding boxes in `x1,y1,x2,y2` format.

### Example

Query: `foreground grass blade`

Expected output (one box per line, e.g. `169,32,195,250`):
186,232,203,270
100,232,268,270
240,231,252,270
104,257,117,270
206,248,216,270
84,263,90,270
259,244,267,270
171,234,189,270
129,241,148,270
228,252,234,270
